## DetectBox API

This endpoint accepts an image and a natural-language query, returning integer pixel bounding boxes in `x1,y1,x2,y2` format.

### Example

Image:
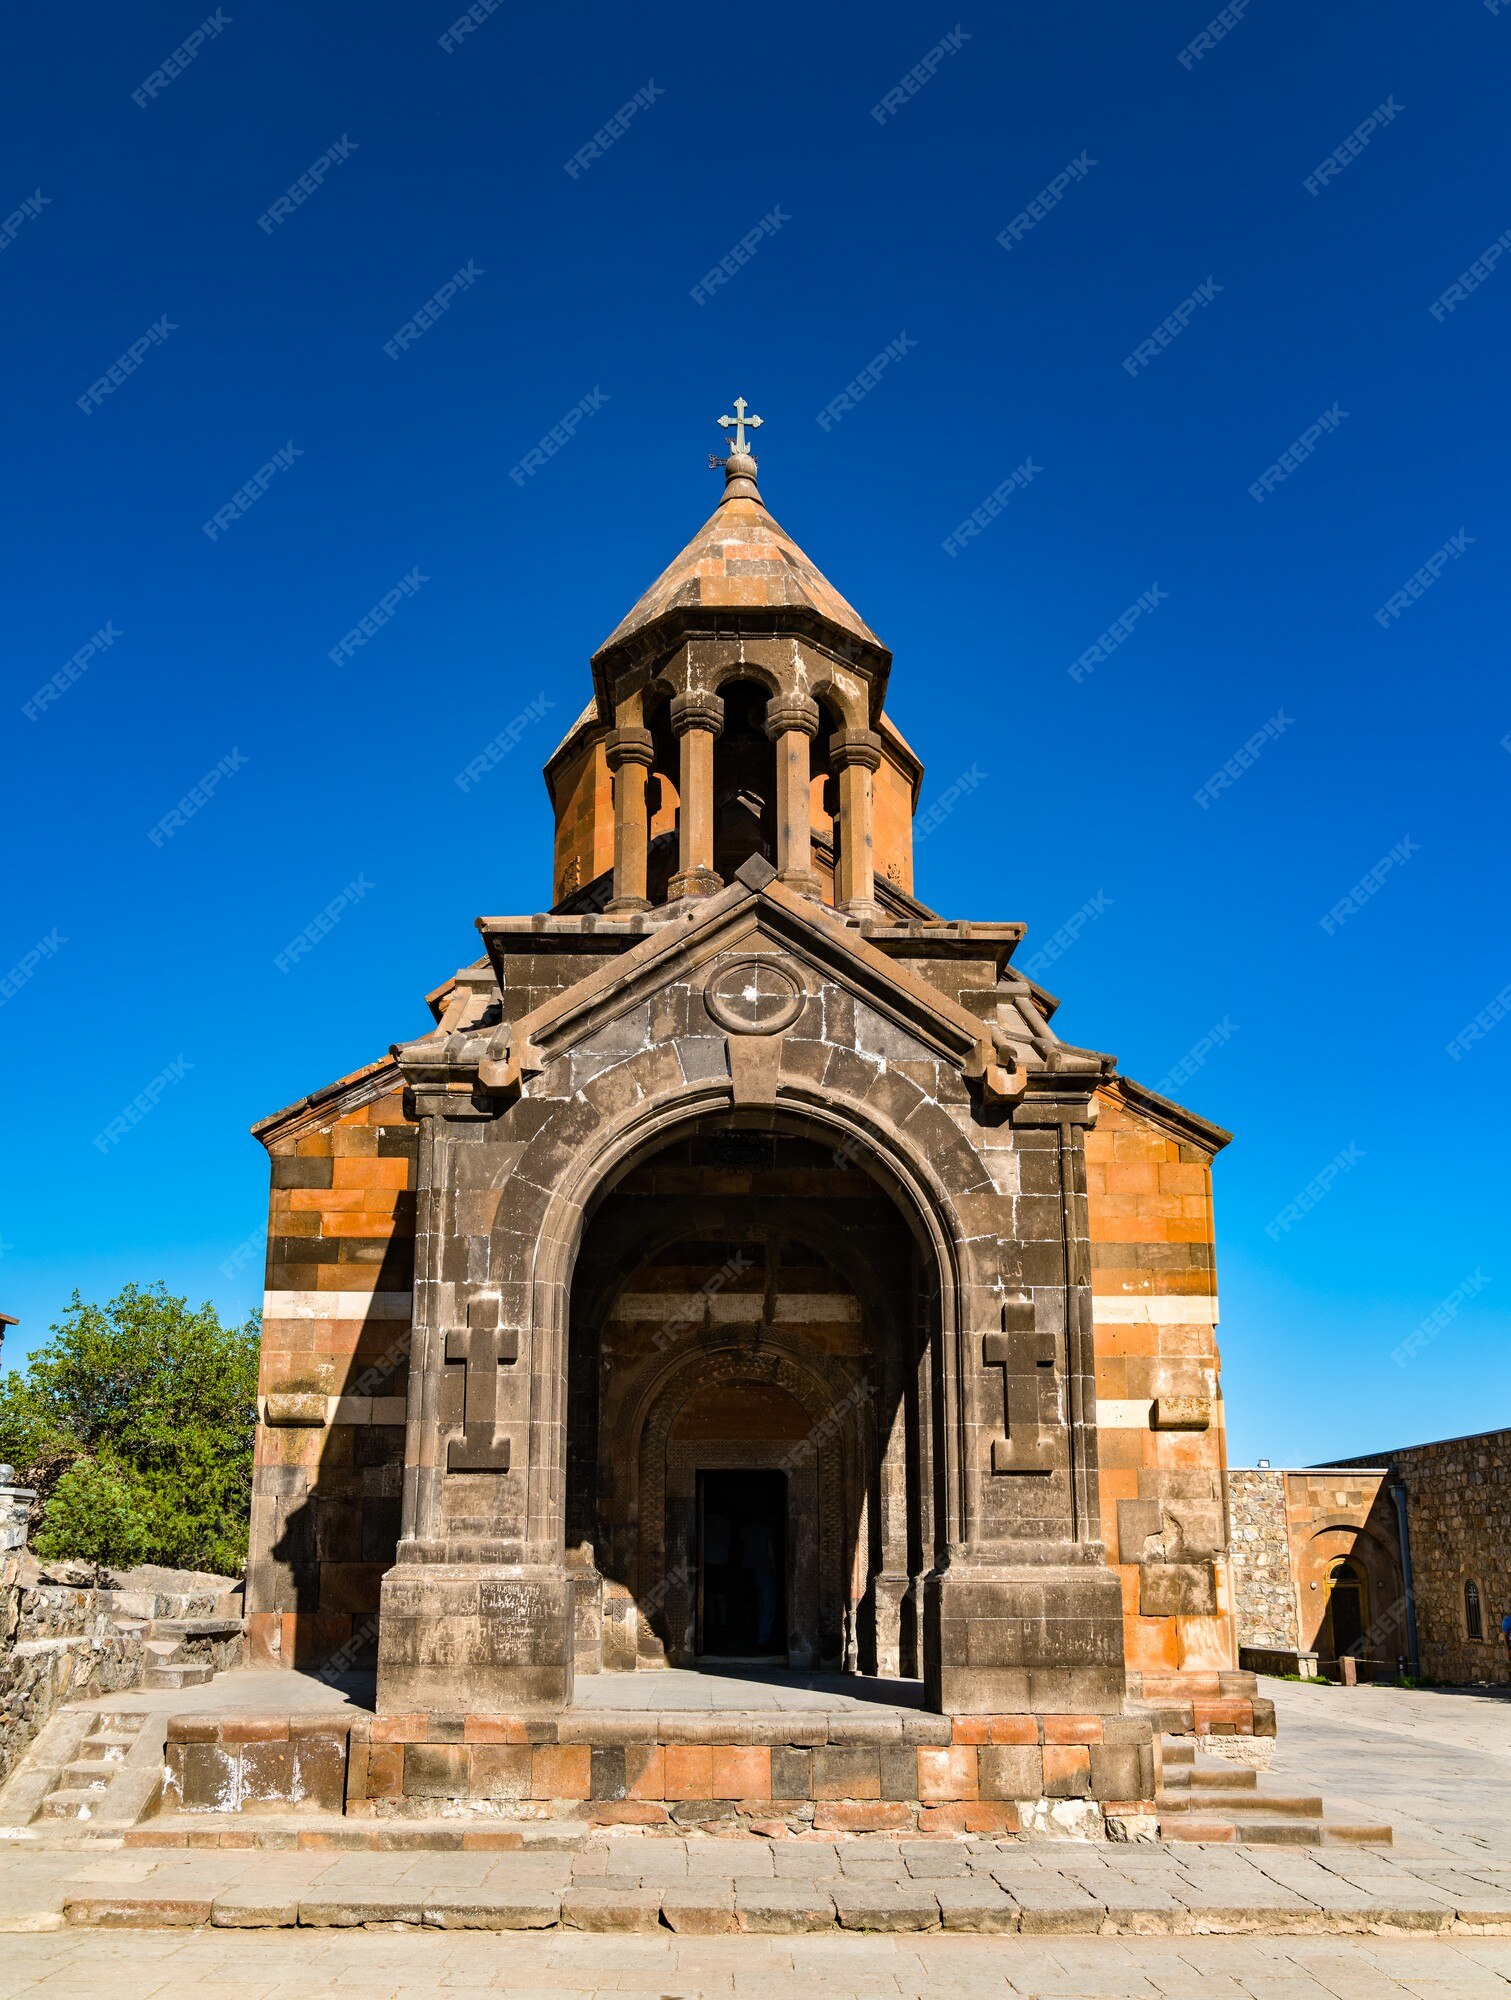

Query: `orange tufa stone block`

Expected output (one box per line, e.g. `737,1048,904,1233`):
530,1744,590,1799
331,1156,411,1190
916,1747,979,1802
918,1802,1020,1836
987,1716,1040,1746
1041,1715,1104,1746
710,1746,771,1801
463,1717,530,1743
662,1745,715,1800
950,1717,991,1745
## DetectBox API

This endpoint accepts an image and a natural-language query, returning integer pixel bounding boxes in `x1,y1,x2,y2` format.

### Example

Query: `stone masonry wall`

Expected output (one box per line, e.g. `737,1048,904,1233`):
1086,1083,1234,1695
1226,1469,1300,1651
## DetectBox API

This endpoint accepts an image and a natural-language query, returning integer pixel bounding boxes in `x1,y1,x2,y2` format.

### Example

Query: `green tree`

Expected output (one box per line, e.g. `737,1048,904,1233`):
0,1283,260,1576
31,1457,149,1575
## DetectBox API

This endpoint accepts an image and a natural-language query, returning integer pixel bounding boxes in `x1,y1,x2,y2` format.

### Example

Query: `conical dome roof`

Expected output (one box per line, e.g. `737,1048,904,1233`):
591,452,888,674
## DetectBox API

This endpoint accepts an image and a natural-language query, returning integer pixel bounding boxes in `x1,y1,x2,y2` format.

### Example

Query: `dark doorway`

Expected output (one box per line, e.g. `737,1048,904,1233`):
1325,1560,1366,1662
697,1469,787,1659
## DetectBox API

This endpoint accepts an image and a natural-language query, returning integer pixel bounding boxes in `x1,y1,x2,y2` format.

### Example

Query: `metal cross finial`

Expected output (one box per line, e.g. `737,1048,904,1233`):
717,396,763,455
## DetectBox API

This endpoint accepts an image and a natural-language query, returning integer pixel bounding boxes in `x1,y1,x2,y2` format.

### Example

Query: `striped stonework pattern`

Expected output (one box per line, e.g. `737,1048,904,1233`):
245,1079,416,1669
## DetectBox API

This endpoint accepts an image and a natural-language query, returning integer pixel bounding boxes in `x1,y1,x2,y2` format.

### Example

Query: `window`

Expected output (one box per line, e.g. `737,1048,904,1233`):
1465,1579,1484,1641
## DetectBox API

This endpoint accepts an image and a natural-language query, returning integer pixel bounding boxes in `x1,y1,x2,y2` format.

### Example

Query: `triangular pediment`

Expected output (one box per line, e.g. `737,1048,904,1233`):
474,868,1001,1092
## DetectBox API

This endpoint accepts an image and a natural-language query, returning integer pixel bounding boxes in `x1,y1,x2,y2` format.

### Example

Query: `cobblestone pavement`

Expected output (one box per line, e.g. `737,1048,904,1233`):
1265,1676,1511,1858
2,1927,1510,1997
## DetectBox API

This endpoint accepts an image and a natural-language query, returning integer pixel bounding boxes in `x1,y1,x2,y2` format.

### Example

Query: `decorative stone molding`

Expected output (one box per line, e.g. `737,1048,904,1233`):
263,1392,329,1428
701,956,806,1035
828,726,882,772
763,695,820,741
604,725,654,770
668,691,725,738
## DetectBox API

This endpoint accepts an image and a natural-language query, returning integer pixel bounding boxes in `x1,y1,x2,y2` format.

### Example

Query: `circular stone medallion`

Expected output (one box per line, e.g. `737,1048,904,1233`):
702,956,804,1035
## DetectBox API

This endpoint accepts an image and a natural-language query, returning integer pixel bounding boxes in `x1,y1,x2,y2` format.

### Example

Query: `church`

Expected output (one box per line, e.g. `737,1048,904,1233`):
244,406,1261,1818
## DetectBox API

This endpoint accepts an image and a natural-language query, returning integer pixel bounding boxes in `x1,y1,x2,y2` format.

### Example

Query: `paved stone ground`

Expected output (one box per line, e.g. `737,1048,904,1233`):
5,1832,1511,1935
572,1665,927,1713
1265,1675,1511,1858
5,1680,1511,1994
2,1928,1510,1996
77,1664,365,1717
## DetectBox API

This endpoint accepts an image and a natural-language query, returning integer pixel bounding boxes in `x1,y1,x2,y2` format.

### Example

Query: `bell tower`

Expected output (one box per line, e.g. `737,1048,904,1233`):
543,401,924,919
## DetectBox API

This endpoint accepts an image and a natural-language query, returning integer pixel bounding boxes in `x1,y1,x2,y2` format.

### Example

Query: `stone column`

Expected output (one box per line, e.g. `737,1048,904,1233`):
605,724,654,913
829,727,883,916
667,691,724,899
763,695,821,894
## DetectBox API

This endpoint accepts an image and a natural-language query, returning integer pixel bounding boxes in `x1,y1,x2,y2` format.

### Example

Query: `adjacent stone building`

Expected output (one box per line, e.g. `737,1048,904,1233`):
1227,1466,1406,1680
1229,1430,1511,1686
245,417,1247,1741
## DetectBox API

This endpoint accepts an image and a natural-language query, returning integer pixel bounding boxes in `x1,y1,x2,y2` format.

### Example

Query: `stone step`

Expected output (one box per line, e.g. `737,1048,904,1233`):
146,1662,213,1689
1322,1822,1396,1846
1158,1789,1324,1819
1221,1793,1325,1819
1161,1741,1195,1766
39,1789,107,1821
58,1762,116,1791
150,1616,241,1640
76,1735,134,1760
126,1813,590,1852
1183,1768,1255,1800
93,1712,151,1734
1160,1810,1391,1847
1160,1815,1238,1842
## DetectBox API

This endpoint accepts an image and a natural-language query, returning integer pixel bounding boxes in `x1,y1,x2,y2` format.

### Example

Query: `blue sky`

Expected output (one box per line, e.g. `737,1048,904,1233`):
3,0,1507,1465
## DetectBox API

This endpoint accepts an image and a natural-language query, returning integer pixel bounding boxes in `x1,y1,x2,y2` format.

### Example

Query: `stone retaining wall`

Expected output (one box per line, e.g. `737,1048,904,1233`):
1,1549,242,1785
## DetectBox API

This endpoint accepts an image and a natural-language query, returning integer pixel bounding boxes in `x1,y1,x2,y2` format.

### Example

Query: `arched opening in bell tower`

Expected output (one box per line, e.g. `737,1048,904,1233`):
711,679,778,881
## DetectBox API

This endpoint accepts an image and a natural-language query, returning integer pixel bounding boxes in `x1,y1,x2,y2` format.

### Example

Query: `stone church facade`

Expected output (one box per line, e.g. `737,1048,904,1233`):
246,420,1247,1754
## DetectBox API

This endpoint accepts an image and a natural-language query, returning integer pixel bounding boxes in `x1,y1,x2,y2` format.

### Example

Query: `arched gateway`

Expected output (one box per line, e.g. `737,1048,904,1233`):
246,412,1250,1798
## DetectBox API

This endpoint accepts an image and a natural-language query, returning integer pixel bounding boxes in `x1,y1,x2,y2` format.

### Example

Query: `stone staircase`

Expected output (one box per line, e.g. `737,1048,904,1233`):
37,1709,153,1823
1156,1738,1392,1846
0,1704,170,1832
142,1618,234,1689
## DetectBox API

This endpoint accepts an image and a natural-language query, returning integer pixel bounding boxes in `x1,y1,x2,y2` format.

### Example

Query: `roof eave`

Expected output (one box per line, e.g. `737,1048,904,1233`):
589,605,893,719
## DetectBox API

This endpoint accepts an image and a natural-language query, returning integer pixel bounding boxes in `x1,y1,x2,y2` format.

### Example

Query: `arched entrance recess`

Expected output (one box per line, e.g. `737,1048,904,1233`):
550,1106,962,1680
